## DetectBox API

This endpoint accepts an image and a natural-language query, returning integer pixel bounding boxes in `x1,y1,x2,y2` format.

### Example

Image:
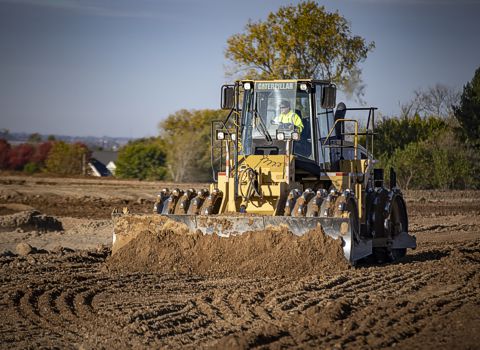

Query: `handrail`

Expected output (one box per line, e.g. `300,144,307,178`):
323,118,359,160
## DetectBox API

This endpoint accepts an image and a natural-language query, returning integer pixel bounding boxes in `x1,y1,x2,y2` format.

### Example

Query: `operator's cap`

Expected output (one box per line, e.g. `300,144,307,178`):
280,100,290,108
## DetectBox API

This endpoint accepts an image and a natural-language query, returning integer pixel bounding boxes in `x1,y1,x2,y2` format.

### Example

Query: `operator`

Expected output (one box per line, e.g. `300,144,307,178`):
271,100,304,133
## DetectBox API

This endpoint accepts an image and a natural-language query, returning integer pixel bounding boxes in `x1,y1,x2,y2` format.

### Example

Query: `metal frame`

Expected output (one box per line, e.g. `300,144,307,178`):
321,107,378,161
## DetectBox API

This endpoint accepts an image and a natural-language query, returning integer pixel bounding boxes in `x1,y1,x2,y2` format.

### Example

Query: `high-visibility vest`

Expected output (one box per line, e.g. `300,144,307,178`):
275,111,304,132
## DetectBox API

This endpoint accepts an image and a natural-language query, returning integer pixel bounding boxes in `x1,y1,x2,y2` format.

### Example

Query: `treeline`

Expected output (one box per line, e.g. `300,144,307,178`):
0,139,91,175
115,68,480,190
3,67,477,190
115,109,227,182
377,67,480,190
376,116,479,190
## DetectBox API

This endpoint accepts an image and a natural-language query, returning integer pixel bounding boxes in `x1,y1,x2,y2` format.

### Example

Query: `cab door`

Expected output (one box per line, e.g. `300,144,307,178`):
314,83,336,167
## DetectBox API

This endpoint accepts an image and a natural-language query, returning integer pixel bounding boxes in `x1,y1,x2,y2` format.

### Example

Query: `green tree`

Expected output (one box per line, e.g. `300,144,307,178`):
384,129,478,190
225,1,374,97
115,138,167,180
453,66,480,148
159,109,228,182
387,141,433,190
45,141,90,175
428,130,478,189
23,162,40,174
375,115,447,159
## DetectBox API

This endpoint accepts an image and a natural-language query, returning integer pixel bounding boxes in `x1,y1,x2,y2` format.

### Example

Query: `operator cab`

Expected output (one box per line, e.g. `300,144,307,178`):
238,80,338,174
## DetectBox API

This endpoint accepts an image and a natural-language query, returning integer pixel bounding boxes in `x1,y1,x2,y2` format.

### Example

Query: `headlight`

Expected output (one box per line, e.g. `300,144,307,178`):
299,83,308,91
231,133,236,141
216,131,225,140
291,132,300,140
276,132,285,141
243,82,251,90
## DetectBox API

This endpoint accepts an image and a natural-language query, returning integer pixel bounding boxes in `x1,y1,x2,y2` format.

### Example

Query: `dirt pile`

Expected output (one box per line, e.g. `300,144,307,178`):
106,219,349,277
0,206,63,232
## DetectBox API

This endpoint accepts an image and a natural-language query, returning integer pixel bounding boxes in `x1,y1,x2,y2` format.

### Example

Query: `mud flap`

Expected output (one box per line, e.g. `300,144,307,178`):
166,215,373,264
372,232,417,250
392,231,417,249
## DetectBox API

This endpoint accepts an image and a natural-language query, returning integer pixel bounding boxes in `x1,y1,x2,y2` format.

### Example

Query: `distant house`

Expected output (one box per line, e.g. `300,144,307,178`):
88,150,118,177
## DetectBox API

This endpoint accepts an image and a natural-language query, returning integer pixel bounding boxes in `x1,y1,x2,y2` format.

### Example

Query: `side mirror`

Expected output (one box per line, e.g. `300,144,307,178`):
221,85,235,110
321,85,337,109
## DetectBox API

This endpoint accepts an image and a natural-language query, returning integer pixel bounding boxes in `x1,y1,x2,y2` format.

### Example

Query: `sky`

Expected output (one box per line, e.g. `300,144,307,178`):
0,0,479,138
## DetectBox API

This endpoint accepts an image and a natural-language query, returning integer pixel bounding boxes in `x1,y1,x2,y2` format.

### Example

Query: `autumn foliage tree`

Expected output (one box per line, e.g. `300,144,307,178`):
0,139,11,169
225,1,374,97
30,141,53,167
159,109,228,182
8,144,35,170
0,139,54,172
21,141,55,174
45,141,91,175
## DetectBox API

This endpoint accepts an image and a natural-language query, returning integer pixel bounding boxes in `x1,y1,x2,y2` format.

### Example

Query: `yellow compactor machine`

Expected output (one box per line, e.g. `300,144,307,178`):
112,79,416,264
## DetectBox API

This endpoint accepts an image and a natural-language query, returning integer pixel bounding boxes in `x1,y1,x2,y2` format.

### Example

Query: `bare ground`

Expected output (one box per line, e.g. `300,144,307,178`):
0,175,479,349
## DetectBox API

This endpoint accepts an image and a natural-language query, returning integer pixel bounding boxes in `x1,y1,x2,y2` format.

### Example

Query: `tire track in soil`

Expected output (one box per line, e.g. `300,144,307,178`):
1,241,479,348
2,179,479,348
206,242,479,349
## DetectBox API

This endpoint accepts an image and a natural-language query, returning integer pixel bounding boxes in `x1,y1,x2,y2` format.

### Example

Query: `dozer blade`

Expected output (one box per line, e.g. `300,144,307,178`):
112,214,373,264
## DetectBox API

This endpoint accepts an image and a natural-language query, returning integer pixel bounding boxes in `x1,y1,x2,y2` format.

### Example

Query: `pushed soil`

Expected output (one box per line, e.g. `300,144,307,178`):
106,223,349,277
0,206,63,232
0,175,479,349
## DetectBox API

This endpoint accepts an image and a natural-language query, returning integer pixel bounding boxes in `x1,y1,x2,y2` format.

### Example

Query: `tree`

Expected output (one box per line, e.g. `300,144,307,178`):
453,66,480,148
8,144,35,170
159,109,228,182
386,129,478,190
30,141,53,168
0,140,52,173
387,141,433,190
45,141,91,175
115,138,167,180
414,84,460,118
400,84,460,119
375,115,447,159
23,162,40,174
429,129,479,189
0,139,11,169
225,1,374,97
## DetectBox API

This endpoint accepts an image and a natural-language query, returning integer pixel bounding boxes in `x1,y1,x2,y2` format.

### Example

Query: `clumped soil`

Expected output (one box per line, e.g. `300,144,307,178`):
0,206,63,232
0,175,479,349
106,222,349,277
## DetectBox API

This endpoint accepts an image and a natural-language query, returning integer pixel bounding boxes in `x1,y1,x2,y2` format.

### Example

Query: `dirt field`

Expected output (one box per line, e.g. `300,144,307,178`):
0,175,479,349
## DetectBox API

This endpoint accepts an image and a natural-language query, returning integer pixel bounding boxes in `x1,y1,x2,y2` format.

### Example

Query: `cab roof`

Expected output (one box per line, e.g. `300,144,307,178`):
238,78,331,85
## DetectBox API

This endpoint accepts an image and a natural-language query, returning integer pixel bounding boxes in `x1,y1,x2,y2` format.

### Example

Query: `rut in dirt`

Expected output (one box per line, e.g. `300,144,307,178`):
1,237,479,349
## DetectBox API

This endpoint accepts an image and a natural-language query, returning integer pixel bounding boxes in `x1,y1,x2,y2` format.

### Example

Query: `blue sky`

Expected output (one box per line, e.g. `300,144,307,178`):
0,0,479,138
